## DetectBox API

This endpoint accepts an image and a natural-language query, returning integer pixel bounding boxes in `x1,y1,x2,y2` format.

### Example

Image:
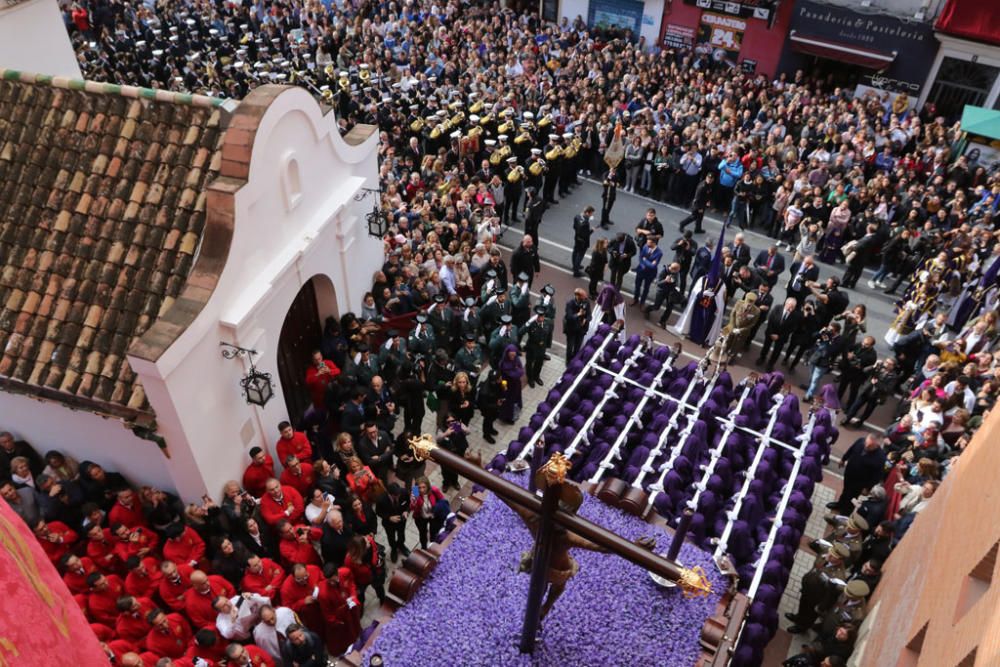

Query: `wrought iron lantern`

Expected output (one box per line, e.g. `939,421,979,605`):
220,342,274,407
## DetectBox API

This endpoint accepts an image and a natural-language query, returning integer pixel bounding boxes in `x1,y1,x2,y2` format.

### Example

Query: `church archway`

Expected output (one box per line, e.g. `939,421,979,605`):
277,274,338,426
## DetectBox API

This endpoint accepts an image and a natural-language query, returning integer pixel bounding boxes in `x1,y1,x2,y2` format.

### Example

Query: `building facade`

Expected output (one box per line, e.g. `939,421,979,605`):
919,0,1000,119
0,0,81,79
852,405,1000,667
0,72,383,500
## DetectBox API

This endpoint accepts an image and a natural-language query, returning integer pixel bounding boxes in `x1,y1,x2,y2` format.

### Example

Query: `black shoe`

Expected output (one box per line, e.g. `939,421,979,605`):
528,379,536,388
787,625,807,635
536,377,544,386
544,354,551,360
484,433,496,444
390,549,399,563
825,501,839,509
784,613,798,622
694,228,705,234
573,272,583,278
400,546,411,557
658,320,667,329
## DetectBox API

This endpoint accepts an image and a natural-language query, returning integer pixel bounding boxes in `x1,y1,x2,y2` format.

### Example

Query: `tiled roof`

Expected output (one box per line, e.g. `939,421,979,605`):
0,69,234,423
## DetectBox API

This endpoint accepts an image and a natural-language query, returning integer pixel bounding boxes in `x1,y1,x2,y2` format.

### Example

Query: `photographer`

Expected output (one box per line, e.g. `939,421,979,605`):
801,322,844,402
670,231,696,294
843,358,902,427
838,336,878,409
644,262,683,328
608,232,637,290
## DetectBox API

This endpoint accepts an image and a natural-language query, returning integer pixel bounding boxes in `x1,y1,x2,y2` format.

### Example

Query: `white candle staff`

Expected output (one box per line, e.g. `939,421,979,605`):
588,358,676,483
514,332,617,462
711,391,786,561
563,345,647,458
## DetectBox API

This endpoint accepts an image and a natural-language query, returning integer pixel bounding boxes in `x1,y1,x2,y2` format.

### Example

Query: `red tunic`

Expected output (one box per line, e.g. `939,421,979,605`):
276,431,314,466
183,575,236,629
87,529,124,574
143,613,192,659
184,625,227,664
243,455,275,498
113,528,160,563
125,556,163,598
343,535,379,589
38,521,78,563
304,360,340,409
278,526,323,569
116,596,158,642
163,526,207,567
243,645,277,666
158,563,195,612
280,461,316,497
279,565,325,632
109,498,148,529
87,574,126,625
317,569,363,654
241,558,286,599
63,556,98,595
259,485,305,526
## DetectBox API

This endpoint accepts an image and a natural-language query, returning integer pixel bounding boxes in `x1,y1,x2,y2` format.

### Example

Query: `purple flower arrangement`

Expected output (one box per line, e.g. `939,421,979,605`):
364,473,725,666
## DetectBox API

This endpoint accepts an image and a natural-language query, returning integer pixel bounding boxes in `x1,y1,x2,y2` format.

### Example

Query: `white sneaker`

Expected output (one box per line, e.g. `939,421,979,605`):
866,280,876,289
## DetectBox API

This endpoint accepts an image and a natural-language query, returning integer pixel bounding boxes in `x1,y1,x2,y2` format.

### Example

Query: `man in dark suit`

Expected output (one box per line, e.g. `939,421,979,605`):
786,254,819,306
726,232,752,267
356,422,393,482
608,232,637,290
510,235,541,288
339,388,368,440
756,297,800,370
753,244,786,287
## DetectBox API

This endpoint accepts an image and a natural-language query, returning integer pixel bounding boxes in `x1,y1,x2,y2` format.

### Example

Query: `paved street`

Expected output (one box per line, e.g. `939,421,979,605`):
498,178,900,356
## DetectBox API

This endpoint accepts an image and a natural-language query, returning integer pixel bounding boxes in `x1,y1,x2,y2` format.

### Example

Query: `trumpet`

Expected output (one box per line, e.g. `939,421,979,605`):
507,166,524,183
489,144,511,166
513,131,532,145
529,160,546,176
544,146,562,161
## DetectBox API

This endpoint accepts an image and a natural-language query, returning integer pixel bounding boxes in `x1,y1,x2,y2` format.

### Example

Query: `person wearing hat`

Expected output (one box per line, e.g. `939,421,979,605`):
820,512,868,564
426,295,456,352
503,156,524,225
378,330,408,386
344,343,380,390
479,285,510,340
542,134,562,205
521,305,552,388
458,296,482,342
526,148,546,192
572,205,597,278
454,333,486,382
785,542,851,633
475,368,504,444
408,314,437,357
489,314,519,367
815,579,870,638
427,349,457,429
558,132,577,198
510,272,532,327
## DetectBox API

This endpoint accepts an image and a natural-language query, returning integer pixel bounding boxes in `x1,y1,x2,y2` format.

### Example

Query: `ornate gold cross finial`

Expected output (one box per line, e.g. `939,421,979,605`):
409,433,438,461
540,452,572,485
677,565,713,599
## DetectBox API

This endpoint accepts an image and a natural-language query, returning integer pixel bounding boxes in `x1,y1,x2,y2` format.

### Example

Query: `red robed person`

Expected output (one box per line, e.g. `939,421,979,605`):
304,350,340,410
276,421,314,465
243,446,275,498
280,563,325,634
318,562,362,655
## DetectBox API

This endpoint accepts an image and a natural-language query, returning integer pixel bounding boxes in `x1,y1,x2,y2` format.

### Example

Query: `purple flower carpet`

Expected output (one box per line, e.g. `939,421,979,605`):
365,472,725,666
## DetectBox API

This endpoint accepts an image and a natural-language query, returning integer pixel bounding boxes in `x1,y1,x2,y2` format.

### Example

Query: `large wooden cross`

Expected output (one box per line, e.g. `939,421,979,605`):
410,435,712,654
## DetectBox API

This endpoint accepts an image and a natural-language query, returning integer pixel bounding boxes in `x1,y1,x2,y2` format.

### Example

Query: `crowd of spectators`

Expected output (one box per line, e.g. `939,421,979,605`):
22,0,1000,664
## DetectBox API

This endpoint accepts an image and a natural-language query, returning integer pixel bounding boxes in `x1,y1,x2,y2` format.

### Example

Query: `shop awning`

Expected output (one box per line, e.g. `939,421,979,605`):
961,106,1000,141
789,31,897,70
936,0,1000,47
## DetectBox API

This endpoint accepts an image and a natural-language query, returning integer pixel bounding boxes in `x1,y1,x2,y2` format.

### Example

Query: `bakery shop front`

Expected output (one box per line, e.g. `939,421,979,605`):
778,0,938,103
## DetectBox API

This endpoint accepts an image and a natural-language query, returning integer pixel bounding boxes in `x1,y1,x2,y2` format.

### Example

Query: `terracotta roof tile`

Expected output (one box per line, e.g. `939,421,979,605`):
0,74,229,419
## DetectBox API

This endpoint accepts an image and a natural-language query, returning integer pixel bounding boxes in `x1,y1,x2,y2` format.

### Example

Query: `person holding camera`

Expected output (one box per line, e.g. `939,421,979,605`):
608,232,637,290
670,231,696,295
838,336,878,409
644,261,683,328
801,322,844,402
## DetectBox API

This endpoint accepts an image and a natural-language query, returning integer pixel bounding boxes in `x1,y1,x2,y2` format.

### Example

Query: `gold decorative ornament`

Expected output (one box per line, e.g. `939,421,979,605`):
409,433,439,461
540,452,571,485
677,565,713,599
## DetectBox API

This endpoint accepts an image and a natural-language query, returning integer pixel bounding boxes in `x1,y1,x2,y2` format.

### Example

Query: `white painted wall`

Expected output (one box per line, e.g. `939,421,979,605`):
0,391,173,490
0,0,81,78
128,87,383,501
561,0,589,25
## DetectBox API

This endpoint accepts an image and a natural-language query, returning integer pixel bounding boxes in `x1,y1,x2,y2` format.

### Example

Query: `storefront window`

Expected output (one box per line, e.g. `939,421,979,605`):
928,57,1000,120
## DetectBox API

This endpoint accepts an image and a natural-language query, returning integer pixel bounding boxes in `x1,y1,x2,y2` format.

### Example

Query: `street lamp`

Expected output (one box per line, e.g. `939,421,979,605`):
355,187,386,238
219,342,274,407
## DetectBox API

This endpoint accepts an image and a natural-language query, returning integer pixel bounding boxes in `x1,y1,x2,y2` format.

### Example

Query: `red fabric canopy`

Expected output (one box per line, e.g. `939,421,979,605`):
789,33,896,71
936,0,1000,46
